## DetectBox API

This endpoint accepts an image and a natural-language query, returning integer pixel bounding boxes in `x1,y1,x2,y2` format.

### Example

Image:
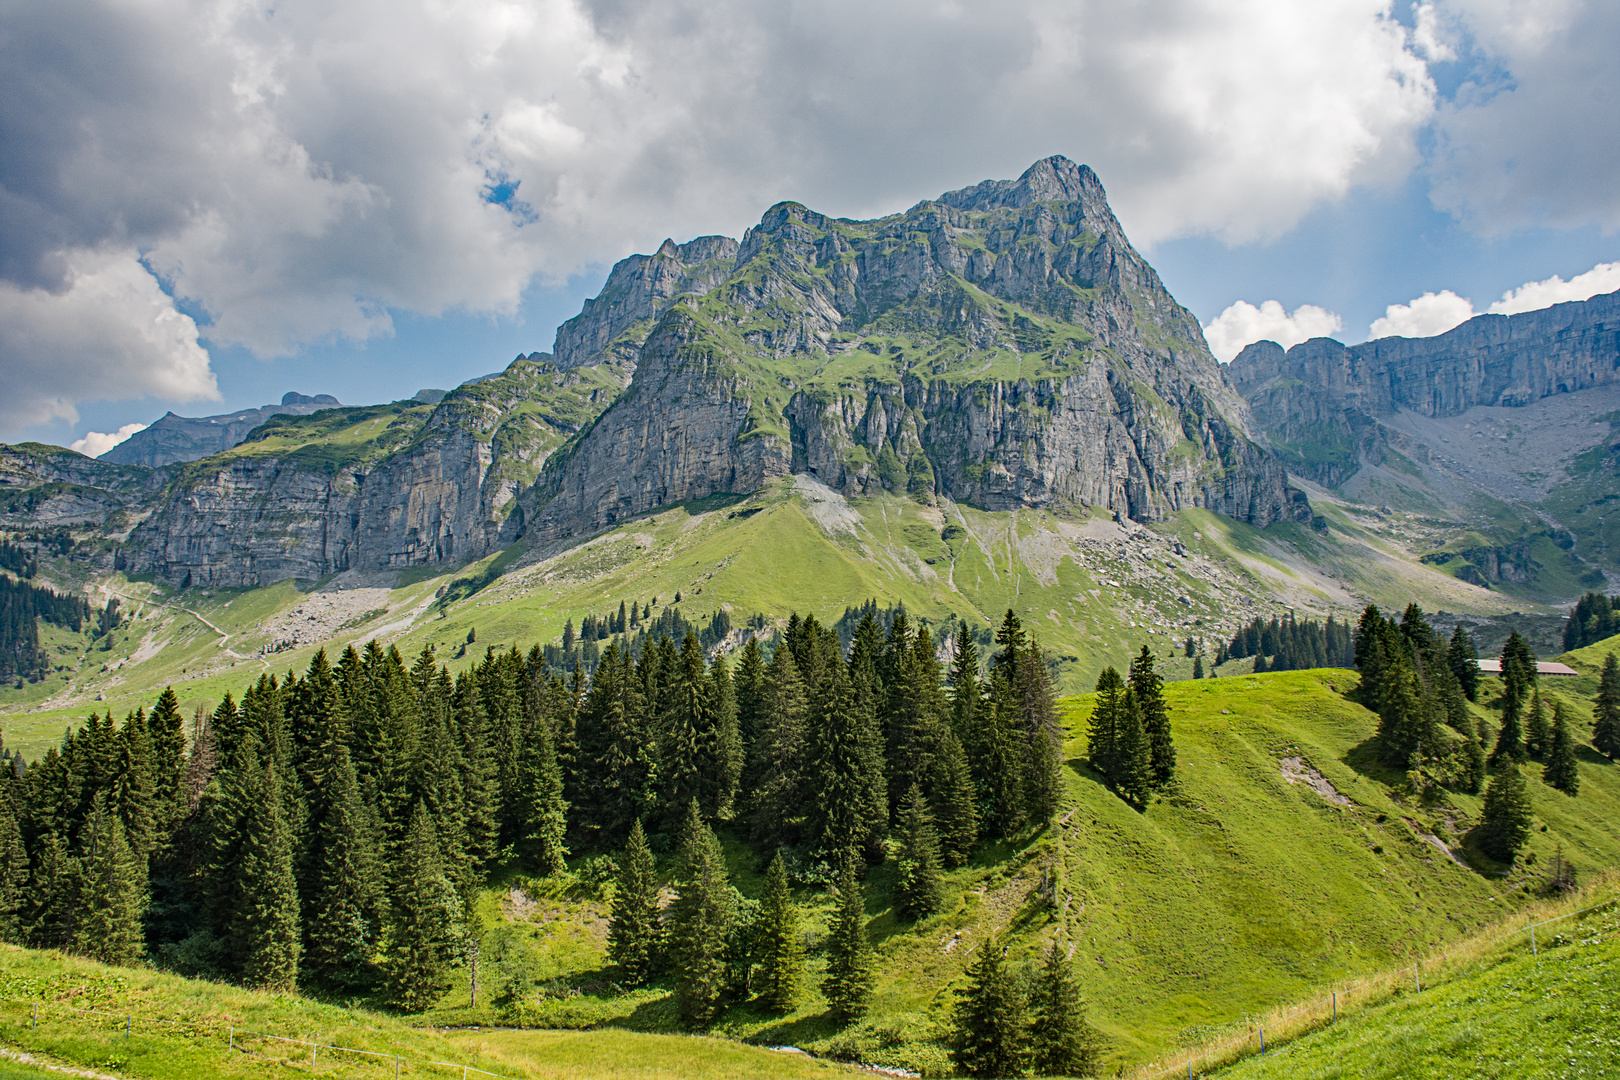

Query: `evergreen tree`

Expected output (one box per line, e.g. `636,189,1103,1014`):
1491,682,1528,766
753,851,804,1012
748,645,809,852
1595,653,1620,760
517,702,569,875
71,794,144,965
1460,719,1488,796
302,743,383,992
24,830,78,950
1017,638,1065,822
385,801,460,1011
1030,940,1104,1078
1112,691,1152,809
821,857,873,1023
894,784,943,920
1192,656,1205,680
607,818,662,985
1376,656,1437,768
810,658,880,865
1129,647,1175,789
930,727,979,868
1087,667,1124,781
1544,701,1581,796
951,941,1028,1079
733,636,769,746
1524,687,1550,761
0,777,27,943
1477,762,1534,863
238,762,300,990
1449,624,1480,701
667,800,736,1027
659,635,711,821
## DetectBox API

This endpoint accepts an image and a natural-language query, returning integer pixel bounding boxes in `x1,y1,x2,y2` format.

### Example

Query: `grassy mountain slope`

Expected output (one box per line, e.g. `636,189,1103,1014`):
410,669,1620,1075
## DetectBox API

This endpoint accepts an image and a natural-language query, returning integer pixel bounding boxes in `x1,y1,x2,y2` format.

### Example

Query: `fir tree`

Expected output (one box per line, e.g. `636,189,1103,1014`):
1524,688,1550,761
1192,656,1205,680
1017,638,1065,823
1460,719,1488,796
71,794,144,965
0,777,27,943
1491,683,1528,766
1544,701,1581,796
1129,647,1175,789
238,762,300,990
894,784,943,920
753,850,804,1012
930,727,979,868
1087,667,1124,781
607,818,662,986
24,830,78,950
517,703,569,875
302,743,383,992
821,857,873,1023
1030,940,1104,1078
1113,690,1152,809
951,941,1028,1079
659,635,711,822
1449,624,1480,702
1477,762,1534,863
1594,653,1620,760
385,801,460,1011
748,644,809,852
667,800,736,1027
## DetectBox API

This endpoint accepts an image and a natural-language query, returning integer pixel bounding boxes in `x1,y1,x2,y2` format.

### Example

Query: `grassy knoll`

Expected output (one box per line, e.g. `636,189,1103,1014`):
417,669,1620,1075
1207,883,1620,1080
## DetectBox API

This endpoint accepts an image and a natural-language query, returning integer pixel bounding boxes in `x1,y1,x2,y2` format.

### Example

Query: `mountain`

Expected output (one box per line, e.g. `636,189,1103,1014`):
1229,291,1620,594
99,392,344,467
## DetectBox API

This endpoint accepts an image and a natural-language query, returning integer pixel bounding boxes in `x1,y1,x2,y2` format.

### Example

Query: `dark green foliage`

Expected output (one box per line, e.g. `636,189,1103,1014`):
821,857,873,1023
753,851,804,1012
1112,691,1152,809
301,743,382,992
0,777,28,942
385,801,460,1011
71,794,144,965
1129,647,1175,790
931,728,979,868
894,784,943,920
1223,612,1354,672
1461,720,1488,796
1449,624,1480,701
238,762,301,990
1524,688,1550,762
1192,655,1204,679
1564,591,1620,651
951,941,1028,1079
0,577,91,682
1544,702,1581,796
1375,658,1438,769
1595,654,1620,761
748,643,810,852
667,800,736,1028
1086,666,1124,781
607,819,662,986
1478,763,1534,863
1030,940,1104,1078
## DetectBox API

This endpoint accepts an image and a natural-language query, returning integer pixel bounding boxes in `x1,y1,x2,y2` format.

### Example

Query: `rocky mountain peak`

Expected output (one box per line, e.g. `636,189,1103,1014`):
938,155,1108,213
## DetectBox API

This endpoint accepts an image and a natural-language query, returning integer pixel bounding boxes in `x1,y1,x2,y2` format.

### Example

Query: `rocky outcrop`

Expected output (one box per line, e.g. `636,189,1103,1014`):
102,393,343,467
529,156,1307,538
0,444,163,536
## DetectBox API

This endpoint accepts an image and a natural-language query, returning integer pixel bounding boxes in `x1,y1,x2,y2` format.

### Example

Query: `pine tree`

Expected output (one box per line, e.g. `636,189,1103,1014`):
1030,940,1104,1078
607,819,662,986
1594,653,1620,760
238,761,300,991
894,784,943,920
753,851,804,1012
748,644,809,852
518,703,569,875
1460,719,1487,796
667,800,736,1027
660,634,711,822
1087,667,1124,781
1543,701,1581,796
303,743,383,992
1449,624,1480,702
1477,762,1534,863
1129,647,1175,789
1017,638,1065,823
1524,688,1550,761
930,727,979,868
71,794,145,965
24,830,79,950
386,801,460,1011
1491,682,1528,766
951,941,1028,1079
1192,656,1205,680
821,857,873,1023
1113,690,1152,809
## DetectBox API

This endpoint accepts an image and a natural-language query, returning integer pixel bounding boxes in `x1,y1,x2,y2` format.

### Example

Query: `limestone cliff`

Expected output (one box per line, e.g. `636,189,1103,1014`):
101,393,343,468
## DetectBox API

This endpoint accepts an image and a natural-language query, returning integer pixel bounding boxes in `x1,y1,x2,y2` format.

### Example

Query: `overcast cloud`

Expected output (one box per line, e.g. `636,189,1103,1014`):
1,0,1617,439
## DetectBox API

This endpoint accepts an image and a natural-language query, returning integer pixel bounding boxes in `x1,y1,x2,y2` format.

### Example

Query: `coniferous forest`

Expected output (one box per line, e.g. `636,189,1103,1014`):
0,603,1071,1026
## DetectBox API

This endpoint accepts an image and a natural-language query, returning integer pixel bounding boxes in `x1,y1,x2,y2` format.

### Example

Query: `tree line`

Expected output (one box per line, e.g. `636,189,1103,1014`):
0,577,91,684
1214,613,1355,674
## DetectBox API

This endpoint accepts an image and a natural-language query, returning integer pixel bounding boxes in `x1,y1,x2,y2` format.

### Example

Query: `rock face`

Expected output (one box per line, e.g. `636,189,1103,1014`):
1229,290,1620,485
0,445,162,536
528,156,1307,540
102,393,343,468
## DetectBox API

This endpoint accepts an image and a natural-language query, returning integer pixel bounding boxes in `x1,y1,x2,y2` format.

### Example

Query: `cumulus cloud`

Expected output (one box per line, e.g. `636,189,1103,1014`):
1202,300,1345,362
70,423,148,459
1369,289,1477,338
0,0,1440,414
0,249,217,437
1428,0,1620,232
1488,261,1620,313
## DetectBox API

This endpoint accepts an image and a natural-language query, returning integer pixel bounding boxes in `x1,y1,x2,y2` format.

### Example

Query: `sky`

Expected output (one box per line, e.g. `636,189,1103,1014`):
3,1,1620,452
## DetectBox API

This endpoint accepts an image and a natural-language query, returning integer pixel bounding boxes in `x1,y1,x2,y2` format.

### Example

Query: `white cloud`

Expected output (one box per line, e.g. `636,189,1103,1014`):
70,423,148,459
0,0,1440,380
1488,261,1620,313
0,249,218,437
1202,300,1344,362
1369,289,1477,338
1412,2,1458,61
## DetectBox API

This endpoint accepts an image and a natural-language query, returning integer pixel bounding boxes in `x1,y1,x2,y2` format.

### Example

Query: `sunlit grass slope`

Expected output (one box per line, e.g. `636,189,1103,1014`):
419,670,1620,1075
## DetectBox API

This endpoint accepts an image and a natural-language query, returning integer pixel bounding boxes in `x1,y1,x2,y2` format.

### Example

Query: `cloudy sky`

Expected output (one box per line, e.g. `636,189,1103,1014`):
4,0,1619,450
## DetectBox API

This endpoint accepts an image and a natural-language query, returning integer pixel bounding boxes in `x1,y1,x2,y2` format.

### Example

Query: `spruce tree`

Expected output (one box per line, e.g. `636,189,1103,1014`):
1449,624,1480,701
607,819,662,986
1030,940,1104,1078
1477,762,1534,863
1460,719,1487,796
667,800,736,1027
71,794,144,965
894,784,944,920
386,801,460,1011
518,704,569,875
1129,647,1175,789
660,634,711,821
1491,683,1527,766
1524,688,1550,761
1017,638,1065,823
25,830,79,950
238,762,301,991
1192,656,1205,680
951,941,1028,1079
1113,690,1152,809
753,851,804,1012
303,743,383,992
1087,667,1124,781
930,728,979,868
0,777,27,943
1543,701,1580,796
821,857,873,1023
1595,653,1620,760
748,645,809,852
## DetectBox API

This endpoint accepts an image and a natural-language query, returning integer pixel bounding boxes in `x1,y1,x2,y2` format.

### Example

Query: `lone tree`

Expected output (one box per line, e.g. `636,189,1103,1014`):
753,851,804,1012
1030,940,1104,1078
821,858,873,1023
607,819,661,985
1477,762,1534,863
951,940,1029,1079
1595,653,1620,760
1543,701,1581,796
